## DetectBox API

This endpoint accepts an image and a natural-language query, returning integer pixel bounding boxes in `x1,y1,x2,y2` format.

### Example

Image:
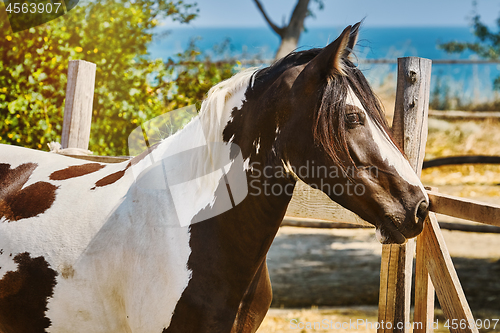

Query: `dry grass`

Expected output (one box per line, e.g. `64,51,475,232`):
373,86,500,199
258,307,500,333
422,118,500,198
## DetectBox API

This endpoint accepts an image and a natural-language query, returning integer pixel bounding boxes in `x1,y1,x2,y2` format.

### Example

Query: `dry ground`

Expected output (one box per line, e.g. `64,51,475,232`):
258,227,500,333
258,307,500,333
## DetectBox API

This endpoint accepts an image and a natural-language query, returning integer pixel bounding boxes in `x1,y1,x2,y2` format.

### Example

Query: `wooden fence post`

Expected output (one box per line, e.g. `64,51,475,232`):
61,60,96,150
378,57,432,333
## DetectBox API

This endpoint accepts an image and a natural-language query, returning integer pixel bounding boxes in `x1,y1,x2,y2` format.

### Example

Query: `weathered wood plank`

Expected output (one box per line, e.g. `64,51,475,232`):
391,57,431,174
424,213,478,333
61,60,96,150
378,242,416,333
281,215,500,233
378,57,432,333
428,190,500,227
414,227,435,333
414,186,438,333
286,180,371,226
281,216,373,229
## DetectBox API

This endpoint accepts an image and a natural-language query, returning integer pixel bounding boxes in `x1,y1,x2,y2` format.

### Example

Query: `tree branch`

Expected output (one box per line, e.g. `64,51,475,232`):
253,0,285,37
287,0,311,33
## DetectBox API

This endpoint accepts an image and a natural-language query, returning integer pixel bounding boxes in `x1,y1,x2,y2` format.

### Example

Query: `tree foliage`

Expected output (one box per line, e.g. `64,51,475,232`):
1,0,237,156
439,6,500,89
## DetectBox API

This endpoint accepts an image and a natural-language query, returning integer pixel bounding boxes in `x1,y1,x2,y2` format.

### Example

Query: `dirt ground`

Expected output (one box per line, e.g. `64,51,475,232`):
257,226,500,333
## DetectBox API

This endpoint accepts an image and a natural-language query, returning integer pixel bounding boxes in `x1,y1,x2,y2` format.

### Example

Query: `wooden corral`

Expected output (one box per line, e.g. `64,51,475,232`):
59,58,499,333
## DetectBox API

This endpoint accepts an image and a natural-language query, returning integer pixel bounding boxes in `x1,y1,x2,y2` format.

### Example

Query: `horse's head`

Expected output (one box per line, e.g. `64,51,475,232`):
258,23,429,244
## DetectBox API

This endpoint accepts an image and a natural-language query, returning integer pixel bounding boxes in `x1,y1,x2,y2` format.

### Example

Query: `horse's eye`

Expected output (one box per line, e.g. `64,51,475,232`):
346,113,363,125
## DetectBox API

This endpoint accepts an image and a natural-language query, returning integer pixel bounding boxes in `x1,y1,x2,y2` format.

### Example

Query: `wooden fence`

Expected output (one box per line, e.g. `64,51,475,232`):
61,58,500,333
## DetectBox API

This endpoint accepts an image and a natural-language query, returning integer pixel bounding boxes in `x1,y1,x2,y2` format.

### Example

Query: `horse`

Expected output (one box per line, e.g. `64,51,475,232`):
0,23,429,333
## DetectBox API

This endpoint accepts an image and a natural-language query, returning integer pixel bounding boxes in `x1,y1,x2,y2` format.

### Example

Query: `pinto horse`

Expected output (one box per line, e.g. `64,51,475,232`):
0,24,429,333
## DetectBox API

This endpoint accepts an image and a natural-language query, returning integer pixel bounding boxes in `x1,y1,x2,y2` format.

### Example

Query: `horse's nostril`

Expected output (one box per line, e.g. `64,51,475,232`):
416,200,429,221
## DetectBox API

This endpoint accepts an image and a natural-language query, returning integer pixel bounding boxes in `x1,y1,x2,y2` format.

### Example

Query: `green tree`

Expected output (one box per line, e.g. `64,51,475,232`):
439,3,500,89
162,39,239,112
0,0,206,156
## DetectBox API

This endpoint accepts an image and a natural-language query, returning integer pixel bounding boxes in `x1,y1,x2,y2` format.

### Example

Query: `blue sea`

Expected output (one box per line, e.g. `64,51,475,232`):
149,26,500,102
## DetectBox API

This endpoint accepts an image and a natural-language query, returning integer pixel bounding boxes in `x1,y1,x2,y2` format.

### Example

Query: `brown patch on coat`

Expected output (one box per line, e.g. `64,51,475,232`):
93,169,127,188
92,143,159,189
60,264,75,279
49,163,105,180
0,163,58,222
0,252,57,332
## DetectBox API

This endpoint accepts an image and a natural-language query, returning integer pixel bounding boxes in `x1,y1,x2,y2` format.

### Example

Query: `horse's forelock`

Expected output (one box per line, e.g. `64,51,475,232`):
313,58,397,171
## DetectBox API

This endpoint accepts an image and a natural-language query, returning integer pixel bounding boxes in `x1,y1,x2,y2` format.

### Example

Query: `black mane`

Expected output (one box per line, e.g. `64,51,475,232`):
252,48,322,87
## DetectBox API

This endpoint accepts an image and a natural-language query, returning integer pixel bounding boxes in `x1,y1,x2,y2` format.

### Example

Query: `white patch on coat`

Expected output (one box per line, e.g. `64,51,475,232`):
346,88,428,201
243,158,251,171
253,137,261,154
131,68,254,227
282,159,299,181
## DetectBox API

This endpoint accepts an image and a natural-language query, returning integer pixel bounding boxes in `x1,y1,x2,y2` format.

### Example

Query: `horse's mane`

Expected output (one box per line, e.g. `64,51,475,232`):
198,67,258,146
175,67,257,200
253,49,394,171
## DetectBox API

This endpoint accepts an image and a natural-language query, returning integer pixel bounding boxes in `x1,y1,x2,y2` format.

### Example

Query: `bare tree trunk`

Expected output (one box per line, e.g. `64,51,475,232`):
253,0,311,60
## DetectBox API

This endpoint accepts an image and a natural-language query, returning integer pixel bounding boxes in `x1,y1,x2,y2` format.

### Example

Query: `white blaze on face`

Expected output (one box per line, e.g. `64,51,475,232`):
346,88,428,201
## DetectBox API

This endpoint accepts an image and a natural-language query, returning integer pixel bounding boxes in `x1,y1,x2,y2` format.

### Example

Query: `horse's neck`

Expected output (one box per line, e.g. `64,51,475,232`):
130,73,255,228
131,66,293,239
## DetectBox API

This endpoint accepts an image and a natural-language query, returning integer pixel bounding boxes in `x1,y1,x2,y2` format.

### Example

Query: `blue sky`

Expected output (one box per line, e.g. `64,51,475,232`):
162,0,500,28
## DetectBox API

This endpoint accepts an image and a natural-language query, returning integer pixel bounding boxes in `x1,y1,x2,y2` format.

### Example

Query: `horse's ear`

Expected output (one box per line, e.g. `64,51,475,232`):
303,25,352,78
345,21,361,58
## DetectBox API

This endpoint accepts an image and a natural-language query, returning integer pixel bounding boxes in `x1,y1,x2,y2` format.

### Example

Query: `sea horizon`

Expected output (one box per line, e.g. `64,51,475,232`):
149,25,499,102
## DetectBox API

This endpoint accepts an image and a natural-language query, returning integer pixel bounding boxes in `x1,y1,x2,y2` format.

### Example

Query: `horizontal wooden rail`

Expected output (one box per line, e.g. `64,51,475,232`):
428,190,500,227
282,217,373,229
287,184,500,226
286,181,371,226
281,217,500,233
287,183,500,229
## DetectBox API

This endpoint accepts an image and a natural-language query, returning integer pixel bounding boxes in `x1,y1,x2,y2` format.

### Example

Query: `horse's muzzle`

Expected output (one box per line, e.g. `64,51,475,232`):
376,199,429,244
